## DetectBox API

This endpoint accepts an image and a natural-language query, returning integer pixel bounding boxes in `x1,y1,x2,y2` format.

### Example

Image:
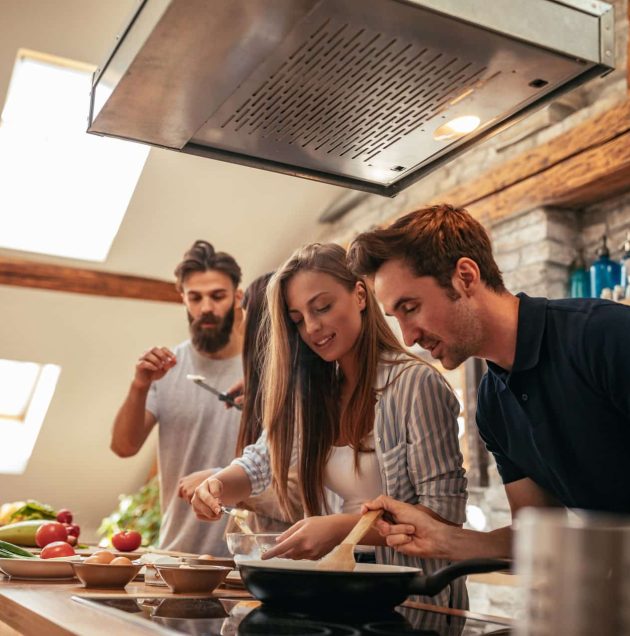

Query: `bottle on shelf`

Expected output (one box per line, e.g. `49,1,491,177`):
590,235,621,299
619,231,630,291
568,249,590,298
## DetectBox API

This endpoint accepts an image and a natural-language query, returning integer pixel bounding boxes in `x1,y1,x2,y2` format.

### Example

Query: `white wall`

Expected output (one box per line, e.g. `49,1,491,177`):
0,284,188,541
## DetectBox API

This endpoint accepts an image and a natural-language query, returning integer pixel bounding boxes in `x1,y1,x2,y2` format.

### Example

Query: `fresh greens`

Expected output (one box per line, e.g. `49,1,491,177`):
7,500,56,523
98,476,161,547
0,540,36,559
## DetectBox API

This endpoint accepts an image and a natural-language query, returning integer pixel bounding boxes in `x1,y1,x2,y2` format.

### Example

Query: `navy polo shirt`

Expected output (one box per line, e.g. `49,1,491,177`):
476,293,630,514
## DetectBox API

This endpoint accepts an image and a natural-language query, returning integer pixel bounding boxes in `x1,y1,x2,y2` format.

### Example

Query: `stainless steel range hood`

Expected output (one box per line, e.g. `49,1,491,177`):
88,0,614,197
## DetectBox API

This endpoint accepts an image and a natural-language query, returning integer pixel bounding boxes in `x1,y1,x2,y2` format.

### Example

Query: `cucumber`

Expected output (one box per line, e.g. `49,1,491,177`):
0,540,36,558
0,519,48,546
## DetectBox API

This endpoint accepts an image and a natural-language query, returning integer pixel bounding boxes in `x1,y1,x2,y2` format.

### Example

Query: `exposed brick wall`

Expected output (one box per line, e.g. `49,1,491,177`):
315,0,628,617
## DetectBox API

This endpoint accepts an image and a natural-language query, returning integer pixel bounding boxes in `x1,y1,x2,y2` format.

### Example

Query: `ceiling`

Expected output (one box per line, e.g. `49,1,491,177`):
0,0,344,284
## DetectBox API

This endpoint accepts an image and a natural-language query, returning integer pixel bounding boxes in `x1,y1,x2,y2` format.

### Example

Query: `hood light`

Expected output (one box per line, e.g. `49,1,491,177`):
433,115,481,141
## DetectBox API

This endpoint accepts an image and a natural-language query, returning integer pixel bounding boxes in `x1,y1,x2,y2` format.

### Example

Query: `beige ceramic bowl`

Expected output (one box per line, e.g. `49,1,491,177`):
183,556,235,568
154,564,231,593
72,561,142,588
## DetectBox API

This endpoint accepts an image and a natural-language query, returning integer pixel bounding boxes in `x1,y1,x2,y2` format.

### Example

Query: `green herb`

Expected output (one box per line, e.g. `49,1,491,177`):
8,500,56,523
0,540,36,558
98,476,161,547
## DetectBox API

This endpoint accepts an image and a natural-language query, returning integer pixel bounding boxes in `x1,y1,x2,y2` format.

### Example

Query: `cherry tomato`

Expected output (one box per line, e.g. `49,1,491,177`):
111,530,142,552
64,523,80,538
56,509,73,524
40,541,75,559
67,534,78,547
35,522,68,548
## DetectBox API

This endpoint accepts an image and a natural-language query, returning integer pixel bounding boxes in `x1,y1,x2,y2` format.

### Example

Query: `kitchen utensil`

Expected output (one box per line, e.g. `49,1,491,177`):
515,508,630,636
221,506,253,534
226,533,281,564
154,564,231,593
238,557,511,611
317,509,382,571
184,556,235,568
186,374,242,410
72,561,142,588
0,556,76,580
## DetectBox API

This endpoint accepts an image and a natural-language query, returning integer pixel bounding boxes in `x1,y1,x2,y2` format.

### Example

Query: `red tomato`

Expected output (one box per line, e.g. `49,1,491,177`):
40,541,75,559
67,534,78,547
56,508,73,524
35,522,68,548
111,530,142,552
64,523,80,538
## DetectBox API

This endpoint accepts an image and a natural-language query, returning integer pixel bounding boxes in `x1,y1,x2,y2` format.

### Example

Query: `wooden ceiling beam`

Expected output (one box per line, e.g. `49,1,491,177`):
399,89,630,228
439,99,630,215
0,257,181,303
467,128,630,225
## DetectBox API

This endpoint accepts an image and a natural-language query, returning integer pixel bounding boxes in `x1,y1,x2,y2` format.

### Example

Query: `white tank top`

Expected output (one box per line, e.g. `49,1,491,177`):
324,434,382,514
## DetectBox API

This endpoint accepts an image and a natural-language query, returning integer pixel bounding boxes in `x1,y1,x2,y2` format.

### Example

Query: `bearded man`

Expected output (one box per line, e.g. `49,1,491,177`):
111,241,243,555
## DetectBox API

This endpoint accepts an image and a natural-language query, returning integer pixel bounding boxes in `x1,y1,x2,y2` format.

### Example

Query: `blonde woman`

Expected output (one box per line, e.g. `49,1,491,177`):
191,243,467,608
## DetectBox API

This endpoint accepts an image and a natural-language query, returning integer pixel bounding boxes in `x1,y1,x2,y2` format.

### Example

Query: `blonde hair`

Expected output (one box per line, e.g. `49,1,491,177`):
262,243,415,517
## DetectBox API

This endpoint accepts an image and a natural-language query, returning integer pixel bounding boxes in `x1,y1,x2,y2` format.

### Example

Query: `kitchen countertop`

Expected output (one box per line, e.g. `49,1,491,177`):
0,572,514,635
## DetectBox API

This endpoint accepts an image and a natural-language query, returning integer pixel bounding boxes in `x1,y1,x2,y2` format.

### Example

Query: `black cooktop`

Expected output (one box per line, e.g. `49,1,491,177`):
72,596,511,636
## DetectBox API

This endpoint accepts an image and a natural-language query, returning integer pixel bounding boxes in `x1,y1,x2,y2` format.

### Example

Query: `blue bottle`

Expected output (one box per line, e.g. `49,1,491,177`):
620,231,630,291
590,235,621,299
568,250,590,298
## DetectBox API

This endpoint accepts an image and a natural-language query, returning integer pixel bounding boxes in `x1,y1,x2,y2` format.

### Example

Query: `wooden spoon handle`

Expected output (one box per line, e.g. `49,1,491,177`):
343,509,383,546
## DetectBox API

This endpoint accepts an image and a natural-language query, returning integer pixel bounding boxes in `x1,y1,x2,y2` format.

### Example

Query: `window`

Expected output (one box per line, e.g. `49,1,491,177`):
0,49,149,261
0,359,61,474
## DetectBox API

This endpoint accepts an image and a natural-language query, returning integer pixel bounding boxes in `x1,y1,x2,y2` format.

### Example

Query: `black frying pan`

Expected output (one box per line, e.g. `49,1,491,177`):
238,557,511,611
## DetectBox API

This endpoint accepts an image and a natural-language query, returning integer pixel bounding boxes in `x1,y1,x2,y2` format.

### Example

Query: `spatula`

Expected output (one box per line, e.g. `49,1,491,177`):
316,509,383,571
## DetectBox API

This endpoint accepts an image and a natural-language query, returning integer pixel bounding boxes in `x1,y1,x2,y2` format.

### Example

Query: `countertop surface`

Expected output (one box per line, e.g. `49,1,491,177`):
0,571,513,635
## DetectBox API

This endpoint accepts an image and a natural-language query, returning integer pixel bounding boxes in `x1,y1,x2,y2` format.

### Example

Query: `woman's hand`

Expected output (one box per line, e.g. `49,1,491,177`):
191,478,224,521
178,469,216,503
261,515,355,560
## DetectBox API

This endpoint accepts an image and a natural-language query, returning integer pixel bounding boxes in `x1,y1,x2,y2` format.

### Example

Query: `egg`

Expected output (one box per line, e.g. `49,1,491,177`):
110,556,133,566
85,550,115,564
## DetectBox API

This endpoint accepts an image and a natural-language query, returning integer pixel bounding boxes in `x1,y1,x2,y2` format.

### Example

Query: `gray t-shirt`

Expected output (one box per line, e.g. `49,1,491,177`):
146,340,242,556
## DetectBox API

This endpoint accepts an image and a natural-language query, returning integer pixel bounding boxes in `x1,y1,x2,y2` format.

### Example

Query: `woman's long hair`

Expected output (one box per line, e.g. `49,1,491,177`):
263,243,413,517
235,272,274,456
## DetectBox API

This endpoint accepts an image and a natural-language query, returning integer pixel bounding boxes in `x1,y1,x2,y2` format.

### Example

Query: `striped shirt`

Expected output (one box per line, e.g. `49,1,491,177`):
232,355,468,609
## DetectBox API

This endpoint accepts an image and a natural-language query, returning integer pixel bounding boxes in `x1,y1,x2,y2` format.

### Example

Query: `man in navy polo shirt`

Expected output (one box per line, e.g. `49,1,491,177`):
347,204,630,560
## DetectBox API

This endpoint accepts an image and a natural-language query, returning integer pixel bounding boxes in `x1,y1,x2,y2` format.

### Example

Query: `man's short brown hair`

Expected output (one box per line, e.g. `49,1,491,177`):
347,204,505,292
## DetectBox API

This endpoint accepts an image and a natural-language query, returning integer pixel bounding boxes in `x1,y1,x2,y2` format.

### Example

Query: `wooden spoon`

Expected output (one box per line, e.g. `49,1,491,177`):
316,510,383,571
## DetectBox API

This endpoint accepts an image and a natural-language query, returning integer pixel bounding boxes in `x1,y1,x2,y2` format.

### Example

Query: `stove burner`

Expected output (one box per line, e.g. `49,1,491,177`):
239,608,360,635
364,620,438,635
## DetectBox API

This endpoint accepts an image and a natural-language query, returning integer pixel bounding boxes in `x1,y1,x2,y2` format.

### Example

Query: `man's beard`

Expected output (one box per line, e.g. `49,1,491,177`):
189,305,235,354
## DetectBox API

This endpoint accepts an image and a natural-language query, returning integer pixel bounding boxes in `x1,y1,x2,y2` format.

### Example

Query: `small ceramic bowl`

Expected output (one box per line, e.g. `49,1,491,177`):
183,556,235,569
154,564,231,593
226,533,281,563
72,561,142,588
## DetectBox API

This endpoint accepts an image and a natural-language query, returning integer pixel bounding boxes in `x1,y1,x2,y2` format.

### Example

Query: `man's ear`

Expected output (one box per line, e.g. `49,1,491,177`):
356,281,367,310
234,288,244,308
452,258,480,296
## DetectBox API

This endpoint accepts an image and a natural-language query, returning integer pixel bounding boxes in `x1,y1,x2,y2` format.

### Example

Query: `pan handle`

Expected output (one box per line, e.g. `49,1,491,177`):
410,558,512,597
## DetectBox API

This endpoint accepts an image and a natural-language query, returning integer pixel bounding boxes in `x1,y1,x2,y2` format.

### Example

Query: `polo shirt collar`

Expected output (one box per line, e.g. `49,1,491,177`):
511,292,547,372
486,293,547,380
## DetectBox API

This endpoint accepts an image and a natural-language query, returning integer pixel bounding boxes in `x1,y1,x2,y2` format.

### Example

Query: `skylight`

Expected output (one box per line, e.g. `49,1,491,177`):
0,359,61,475
0,49,150,261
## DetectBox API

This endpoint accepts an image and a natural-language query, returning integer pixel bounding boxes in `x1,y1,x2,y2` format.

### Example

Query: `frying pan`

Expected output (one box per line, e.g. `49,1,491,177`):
239,557,511,611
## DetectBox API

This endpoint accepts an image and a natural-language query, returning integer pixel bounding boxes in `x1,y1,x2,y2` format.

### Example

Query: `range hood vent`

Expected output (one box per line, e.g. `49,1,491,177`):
88,0,614,197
